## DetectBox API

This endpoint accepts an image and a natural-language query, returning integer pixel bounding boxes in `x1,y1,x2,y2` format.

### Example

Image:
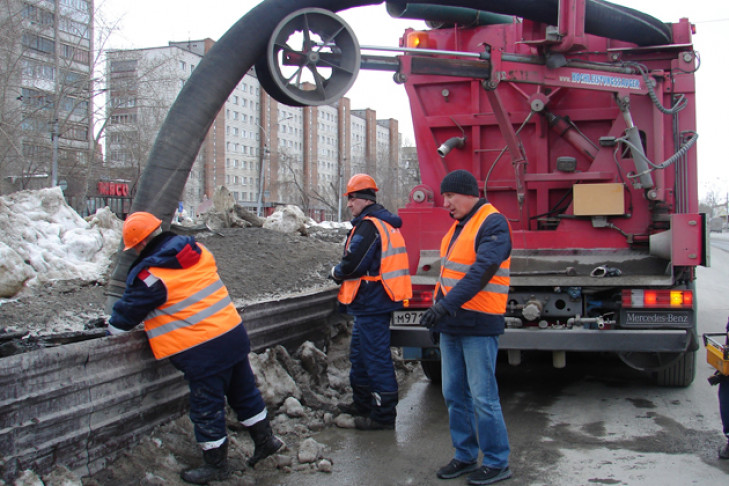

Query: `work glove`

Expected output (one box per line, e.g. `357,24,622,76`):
328,266,342,284
420,302,448,329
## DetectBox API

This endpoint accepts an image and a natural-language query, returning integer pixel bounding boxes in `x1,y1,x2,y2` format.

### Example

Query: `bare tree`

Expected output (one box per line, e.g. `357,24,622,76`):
0,0,95,198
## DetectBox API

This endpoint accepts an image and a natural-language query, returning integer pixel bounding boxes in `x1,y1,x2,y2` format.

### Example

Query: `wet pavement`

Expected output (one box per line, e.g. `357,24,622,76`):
255,238,729,486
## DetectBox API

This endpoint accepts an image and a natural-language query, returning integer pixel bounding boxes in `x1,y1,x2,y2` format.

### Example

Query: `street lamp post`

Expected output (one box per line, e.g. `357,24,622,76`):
256,132,269,217
337,159,344,222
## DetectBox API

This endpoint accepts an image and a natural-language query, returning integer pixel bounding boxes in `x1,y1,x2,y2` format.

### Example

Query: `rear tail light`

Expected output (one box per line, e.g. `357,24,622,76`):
621,289,693,309
404,286,434,308
406,31,431,49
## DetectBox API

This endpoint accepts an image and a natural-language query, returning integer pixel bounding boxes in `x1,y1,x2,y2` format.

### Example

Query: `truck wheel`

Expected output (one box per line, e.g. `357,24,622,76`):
618,349,697,387
654,350,696,387
421,360,442,384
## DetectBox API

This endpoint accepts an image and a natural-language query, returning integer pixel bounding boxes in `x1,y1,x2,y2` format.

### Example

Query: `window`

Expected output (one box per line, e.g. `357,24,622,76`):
59,17,89,39
61,70,85,86
21,88,53,111
60,0,90,13
60,96,88,117
21,58,55,81
61,124,88,141
110,96,135,108
61,44,90,64
110,149,133,163
22,4,55,27
110,113,137,125
180,61,186,71
22,33,54,54
20,117,47,132
22,143,51,160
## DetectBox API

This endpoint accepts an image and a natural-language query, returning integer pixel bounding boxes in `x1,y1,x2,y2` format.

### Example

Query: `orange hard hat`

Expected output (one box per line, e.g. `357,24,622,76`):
344,174,379,196
122,212,162,250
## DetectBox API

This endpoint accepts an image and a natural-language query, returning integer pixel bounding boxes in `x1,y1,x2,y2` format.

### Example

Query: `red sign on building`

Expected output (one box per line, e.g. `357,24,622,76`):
97,182,129,196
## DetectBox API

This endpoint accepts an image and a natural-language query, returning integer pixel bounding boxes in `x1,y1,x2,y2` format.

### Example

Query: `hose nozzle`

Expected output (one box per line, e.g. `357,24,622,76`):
437,136,466,158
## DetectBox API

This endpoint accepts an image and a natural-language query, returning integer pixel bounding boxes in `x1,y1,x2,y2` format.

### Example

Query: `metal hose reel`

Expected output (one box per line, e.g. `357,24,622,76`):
257,8,361,106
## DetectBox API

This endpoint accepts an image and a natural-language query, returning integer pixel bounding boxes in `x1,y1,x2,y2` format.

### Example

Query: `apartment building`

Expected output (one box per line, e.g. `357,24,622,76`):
105,38,403,221
0,0,95,205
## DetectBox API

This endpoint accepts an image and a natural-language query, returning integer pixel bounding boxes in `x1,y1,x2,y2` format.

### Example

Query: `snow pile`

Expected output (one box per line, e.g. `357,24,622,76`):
0,187,122,299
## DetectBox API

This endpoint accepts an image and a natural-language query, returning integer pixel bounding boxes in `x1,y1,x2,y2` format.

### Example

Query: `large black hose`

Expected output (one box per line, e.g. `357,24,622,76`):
105,0,384,311
106,0,672,311
387,0,672,46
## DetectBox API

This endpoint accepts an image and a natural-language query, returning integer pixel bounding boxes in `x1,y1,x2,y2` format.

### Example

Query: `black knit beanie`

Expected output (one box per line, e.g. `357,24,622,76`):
440,169,479,196
349,189,377,201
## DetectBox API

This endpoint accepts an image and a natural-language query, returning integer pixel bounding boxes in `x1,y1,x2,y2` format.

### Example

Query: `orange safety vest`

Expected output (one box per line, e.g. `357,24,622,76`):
436,204,511,314
142,244,241,359
338,216,413,305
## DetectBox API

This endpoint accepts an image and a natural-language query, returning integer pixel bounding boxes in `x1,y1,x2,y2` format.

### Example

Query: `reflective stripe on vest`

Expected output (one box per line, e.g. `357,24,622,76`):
143,244,241,359
436,204,511,314
338,216,412,305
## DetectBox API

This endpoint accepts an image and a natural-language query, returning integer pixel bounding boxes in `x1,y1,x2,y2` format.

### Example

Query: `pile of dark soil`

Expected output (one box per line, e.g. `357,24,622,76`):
0,226,345,355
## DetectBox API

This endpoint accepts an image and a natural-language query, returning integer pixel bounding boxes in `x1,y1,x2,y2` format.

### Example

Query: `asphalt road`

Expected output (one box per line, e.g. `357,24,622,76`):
258,234,729,486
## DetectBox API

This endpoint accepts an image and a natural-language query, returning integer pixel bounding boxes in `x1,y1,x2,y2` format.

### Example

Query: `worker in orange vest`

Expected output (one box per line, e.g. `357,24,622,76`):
108,212,282,484
709,319,729,459
330,174,412,430
420,170,513,485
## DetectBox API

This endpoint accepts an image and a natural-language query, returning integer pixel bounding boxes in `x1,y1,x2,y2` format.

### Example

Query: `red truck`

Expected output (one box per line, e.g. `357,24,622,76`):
251,0,705,386
382,1,705,386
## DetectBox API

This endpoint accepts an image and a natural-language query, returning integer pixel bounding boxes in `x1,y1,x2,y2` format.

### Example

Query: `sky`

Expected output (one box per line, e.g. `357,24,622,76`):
97,0,729,198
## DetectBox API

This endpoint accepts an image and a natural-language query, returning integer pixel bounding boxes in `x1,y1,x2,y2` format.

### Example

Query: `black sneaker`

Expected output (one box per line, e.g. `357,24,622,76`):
353,416,395,430
719,443,729,460
467,466,512,485
436,458,479,479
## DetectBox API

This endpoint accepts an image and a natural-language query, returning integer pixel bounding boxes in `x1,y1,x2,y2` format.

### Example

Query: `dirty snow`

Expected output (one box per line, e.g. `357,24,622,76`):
0,187,121,298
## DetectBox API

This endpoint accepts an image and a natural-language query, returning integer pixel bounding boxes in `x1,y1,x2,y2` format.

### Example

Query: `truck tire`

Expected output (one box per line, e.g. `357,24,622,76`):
421,360,442,384
654,350,696,387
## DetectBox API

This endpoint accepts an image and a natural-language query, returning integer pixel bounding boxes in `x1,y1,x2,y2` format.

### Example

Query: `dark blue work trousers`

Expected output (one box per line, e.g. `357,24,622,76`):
187,358,266,445
720,381,729,440
350,313,398,393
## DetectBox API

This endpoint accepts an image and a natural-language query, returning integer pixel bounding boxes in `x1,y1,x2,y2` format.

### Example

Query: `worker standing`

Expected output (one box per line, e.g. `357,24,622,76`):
420,170,512,485
107,212,282,484
330,174,412,430
710,318,729,459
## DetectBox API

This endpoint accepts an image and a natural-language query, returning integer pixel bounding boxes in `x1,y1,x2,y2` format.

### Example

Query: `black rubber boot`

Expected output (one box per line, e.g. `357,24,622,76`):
246,418,283,467
338,401,369,416
180,440,229,485
355,391,397,430
338,384,371,416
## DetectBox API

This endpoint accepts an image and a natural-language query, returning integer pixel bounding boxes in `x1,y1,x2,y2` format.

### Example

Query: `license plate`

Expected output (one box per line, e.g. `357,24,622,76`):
392,310,425,326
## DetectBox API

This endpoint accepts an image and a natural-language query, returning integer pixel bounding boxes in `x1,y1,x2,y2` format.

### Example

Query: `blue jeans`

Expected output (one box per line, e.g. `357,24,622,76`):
440,333,510,468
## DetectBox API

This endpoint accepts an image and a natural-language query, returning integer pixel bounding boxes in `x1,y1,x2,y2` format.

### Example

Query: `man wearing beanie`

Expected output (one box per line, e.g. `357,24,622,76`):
330,174,412,430
420,169,513,485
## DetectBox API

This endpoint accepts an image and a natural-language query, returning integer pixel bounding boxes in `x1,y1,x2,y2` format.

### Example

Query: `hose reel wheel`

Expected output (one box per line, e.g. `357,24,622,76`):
259,8,361,106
